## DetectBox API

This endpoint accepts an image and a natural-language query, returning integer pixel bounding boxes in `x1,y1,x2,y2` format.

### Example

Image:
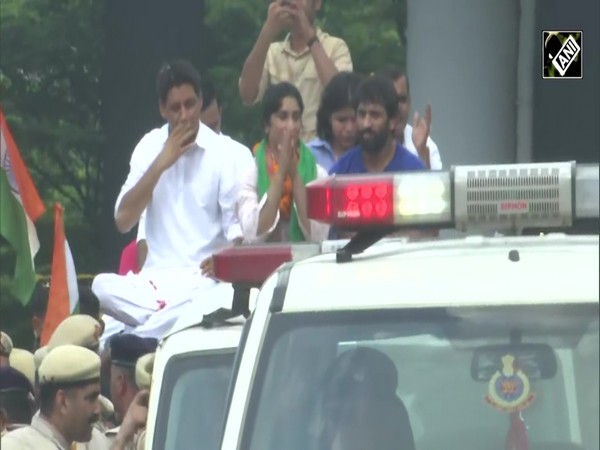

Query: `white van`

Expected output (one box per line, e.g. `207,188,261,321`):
218,162,599,450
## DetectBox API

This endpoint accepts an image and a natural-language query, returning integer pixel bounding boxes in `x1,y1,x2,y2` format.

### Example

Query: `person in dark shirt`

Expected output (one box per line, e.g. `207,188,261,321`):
329,76,425,175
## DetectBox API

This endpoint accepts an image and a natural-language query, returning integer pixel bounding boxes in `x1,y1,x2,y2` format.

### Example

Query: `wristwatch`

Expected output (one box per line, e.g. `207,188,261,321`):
307,34,319,49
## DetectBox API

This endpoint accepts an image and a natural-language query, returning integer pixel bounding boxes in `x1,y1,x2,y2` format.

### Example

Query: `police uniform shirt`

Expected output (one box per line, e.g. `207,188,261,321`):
2,412,72,449
1,346,109,450
104,427,142,450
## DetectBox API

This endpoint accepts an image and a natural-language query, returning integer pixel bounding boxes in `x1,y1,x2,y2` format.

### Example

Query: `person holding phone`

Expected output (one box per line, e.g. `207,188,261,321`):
239,0,353,142
92,60,244,341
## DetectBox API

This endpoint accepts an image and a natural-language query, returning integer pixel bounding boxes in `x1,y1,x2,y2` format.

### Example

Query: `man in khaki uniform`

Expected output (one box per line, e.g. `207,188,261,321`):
1,331,13,367
109,353,154,450
104,335,156,447
239,0,353,142
1,345,109,450
33,315,115,448
0,367,35,437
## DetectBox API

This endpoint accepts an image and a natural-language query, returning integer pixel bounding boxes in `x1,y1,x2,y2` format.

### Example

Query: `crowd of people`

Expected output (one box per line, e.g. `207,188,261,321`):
1,311,154,449
93,0,444,347
1,0,444,448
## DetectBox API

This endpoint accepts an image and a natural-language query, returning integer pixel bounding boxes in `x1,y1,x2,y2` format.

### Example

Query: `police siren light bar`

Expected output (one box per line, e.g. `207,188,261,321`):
307,161,599,233
213,243,321,286
306,171,453,229
212,162,598,284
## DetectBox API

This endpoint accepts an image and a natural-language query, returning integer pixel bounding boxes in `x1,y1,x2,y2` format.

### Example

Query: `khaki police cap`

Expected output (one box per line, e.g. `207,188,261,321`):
1,331,13,357
98,394,115,416
38,345,101,385
135,353,155,390
34,346,49,370
48,315,102,351
9,348,36,388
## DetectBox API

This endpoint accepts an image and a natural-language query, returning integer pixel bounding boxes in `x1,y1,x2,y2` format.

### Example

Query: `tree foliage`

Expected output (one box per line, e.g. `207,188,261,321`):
1,0,105,274
1,0,104,222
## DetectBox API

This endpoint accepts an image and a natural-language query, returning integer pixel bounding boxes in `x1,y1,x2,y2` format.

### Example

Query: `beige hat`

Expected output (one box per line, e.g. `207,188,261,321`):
38,345,101,385
48,315,102,351
9,348,36,388
0,331,13,357
98,394,115,416
135,353,155,390
34,346,49,370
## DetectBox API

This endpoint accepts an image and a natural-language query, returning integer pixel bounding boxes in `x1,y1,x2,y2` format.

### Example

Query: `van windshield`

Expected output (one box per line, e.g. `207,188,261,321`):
153,351,235,450
241,303,599,450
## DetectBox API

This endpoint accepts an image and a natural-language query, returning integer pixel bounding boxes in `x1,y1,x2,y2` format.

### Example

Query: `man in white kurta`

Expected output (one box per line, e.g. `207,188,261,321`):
92,61,244,340
93,122,243,340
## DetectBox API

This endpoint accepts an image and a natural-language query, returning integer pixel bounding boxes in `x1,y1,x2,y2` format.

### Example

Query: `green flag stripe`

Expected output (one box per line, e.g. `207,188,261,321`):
0,168,36,305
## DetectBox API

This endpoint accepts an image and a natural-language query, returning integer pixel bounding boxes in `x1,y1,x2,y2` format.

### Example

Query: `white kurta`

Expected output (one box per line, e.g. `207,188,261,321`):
92,123,244,340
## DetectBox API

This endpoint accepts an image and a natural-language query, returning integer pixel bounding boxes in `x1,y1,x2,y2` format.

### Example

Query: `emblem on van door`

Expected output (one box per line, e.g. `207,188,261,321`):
485,354,535,412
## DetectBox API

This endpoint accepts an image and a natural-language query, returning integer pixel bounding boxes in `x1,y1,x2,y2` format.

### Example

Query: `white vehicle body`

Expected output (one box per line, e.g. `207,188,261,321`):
145,284,258,450
220,234,599,450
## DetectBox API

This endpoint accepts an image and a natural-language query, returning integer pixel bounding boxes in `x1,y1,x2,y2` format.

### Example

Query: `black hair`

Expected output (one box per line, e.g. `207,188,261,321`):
30,282,49,317
38,383,59,416
200,78,220,111
261,82,304,130
39,380,100,416
316,71,363,143
113,365,137,388
376,65,410,96
353,76,399,120
0,391,34,425
78,286,100,319
156,60,202,105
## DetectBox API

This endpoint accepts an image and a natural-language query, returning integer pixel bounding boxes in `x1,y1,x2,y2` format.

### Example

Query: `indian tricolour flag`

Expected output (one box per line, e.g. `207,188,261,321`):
40,203,79,346
0,109,45,304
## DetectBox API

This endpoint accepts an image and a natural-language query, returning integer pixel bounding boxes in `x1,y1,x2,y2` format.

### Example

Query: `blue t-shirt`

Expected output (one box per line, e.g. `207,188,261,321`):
329,143,425,175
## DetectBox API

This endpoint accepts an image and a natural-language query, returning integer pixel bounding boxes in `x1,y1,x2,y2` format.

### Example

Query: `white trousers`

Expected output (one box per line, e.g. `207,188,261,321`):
92,267,217,341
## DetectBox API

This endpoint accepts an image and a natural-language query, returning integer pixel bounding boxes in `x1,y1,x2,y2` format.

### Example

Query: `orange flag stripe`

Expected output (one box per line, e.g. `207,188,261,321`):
0,109,45,222
40,204,70,346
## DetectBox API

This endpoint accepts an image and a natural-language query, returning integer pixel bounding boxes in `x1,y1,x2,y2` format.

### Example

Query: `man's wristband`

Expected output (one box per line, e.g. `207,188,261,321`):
307,34,319,49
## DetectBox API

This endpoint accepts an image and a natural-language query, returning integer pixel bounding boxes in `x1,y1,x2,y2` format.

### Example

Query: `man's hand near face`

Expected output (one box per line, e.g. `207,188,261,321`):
156,119,197,172
288,0,316,43
264,0,296,41
111,390,148,450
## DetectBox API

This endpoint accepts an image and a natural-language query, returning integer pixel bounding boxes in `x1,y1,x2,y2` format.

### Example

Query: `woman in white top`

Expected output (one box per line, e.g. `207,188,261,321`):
238,82,329,243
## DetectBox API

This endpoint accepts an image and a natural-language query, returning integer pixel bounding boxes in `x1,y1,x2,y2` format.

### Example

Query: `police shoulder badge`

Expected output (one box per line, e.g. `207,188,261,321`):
485,354,535,412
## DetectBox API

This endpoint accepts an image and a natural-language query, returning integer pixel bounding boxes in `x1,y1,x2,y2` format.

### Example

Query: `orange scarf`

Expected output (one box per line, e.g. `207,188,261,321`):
252,141,297,221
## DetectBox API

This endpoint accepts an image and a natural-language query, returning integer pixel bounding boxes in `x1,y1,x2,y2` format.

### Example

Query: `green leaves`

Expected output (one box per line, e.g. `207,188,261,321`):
0,0,104,222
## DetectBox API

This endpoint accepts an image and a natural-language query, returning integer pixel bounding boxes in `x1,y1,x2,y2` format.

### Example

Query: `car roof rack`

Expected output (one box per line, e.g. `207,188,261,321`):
202,284,252,326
